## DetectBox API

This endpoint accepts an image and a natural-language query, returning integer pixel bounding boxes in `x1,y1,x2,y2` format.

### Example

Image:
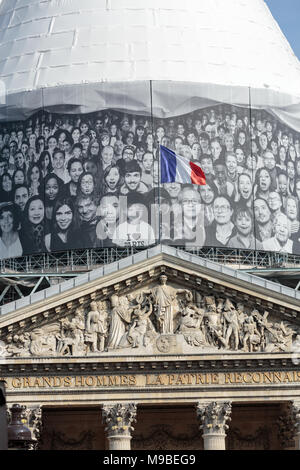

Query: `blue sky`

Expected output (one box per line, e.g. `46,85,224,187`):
265,0,300,59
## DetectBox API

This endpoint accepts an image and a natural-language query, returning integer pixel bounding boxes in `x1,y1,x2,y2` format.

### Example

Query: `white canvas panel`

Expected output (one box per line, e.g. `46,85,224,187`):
0,0,298,125
0,0,297,95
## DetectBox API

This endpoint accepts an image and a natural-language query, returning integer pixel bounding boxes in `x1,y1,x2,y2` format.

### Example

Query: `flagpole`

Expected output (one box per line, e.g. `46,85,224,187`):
158,142,162,245
150,79,161,245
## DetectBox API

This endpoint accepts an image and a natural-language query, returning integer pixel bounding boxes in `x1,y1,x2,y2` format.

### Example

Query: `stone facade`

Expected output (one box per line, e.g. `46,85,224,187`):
1,248,300,450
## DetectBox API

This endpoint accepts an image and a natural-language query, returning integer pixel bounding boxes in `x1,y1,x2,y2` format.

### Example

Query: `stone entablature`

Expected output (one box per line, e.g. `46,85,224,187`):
0,253,299,409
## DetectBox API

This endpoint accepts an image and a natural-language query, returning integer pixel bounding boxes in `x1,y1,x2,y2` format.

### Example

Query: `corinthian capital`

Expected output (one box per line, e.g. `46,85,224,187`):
102,403,137,437
197,401,232,435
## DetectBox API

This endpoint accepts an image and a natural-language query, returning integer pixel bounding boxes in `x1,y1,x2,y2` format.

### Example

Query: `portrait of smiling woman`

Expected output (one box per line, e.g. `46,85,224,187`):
38,150,53,178
42,173,63,232
103,165,122,196
20,195,46,255
254,167,272,201
45,197,77,252
0,203,23,260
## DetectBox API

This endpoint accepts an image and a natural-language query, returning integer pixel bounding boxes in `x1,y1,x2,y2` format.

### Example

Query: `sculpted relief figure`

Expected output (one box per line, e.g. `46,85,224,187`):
126,299,155,348
264,321,295,352
57,313,85,356
222,300,242,351
203,296,226,348
144,275,192,334
6,333,31,357
107,294,133,350
85,301,108,353
242,313,261,352
176,303,207,347
30,324,58,356
1,277,300,357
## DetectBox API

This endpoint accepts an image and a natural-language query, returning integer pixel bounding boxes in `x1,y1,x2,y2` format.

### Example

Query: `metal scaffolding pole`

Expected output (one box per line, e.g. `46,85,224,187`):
1,246,300,306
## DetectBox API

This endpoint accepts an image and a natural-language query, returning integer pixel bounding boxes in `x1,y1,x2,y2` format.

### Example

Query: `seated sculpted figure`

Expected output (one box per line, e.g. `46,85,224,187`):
127,302,154,348
176,304,206,347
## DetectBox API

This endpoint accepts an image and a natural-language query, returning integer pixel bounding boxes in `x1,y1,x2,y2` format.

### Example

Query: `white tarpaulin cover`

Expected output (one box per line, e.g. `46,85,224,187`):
0,0,299,128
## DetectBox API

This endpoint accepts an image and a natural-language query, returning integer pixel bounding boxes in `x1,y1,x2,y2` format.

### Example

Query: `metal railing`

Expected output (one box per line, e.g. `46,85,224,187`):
1,244,300,316
1,246,300,275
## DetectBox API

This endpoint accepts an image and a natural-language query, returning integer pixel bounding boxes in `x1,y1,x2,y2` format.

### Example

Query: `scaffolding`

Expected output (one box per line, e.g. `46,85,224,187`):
1,246,300,306
1,246,300,274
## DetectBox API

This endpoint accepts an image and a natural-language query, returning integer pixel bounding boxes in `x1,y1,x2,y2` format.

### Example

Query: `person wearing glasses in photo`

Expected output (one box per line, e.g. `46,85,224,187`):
173,186,205,247
268,191,283,221
262,151,278,190
205,196,236,247
100,145,115,172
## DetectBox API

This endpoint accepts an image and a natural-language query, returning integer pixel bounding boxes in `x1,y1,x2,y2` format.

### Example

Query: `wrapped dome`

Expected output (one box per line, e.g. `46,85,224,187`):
0,0,299,127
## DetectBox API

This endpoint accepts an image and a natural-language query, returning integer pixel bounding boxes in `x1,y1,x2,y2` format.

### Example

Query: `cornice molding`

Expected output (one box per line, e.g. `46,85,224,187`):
0,353,298,375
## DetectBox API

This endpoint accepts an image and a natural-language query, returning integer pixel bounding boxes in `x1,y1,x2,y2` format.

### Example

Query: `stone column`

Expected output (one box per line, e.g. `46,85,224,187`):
0,381,7,450
102,403,137,450
277,403,296,450
197,401,232,450
292,401,300,450
26,406,43,450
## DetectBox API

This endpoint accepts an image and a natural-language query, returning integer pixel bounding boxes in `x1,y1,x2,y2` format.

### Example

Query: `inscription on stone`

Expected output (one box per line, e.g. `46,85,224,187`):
3,371,300,390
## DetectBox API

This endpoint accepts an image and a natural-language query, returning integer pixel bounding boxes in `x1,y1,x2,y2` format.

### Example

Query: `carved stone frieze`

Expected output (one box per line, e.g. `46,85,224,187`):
132,424,203,450
43,430,96,450
227,426,270,450
1,275,299,358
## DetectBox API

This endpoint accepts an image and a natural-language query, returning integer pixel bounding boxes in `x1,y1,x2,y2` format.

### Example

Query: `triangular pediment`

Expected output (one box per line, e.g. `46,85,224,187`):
0,246,299,359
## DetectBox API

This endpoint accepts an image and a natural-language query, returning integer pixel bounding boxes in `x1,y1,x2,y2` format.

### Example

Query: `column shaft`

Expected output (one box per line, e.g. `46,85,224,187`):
294,433,300,450
292,402,300,451
107,435,132,450
202,433,226,450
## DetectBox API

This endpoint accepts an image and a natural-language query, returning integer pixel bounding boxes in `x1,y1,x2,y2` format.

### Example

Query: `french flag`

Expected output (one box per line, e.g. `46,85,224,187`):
160,145,206,185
